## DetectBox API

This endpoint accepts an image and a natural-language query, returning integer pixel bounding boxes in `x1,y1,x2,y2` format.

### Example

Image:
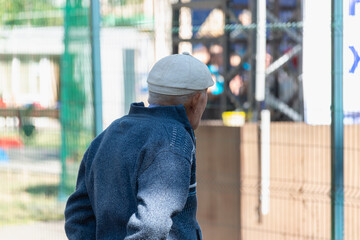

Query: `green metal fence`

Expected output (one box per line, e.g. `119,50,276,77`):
59,0,95,199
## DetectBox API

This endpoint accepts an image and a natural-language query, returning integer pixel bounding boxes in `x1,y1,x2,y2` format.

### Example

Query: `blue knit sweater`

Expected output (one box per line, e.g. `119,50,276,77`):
65,102,202,240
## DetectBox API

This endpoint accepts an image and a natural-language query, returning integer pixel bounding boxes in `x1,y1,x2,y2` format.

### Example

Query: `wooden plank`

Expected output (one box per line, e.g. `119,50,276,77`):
0,108,59,119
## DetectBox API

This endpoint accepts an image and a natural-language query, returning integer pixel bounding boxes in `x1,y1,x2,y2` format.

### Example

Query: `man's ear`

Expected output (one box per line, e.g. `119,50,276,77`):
189,92,201,112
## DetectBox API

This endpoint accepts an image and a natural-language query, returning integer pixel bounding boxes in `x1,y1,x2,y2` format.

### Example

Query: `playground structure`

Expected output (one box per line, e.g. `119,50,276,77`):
171,0,303,121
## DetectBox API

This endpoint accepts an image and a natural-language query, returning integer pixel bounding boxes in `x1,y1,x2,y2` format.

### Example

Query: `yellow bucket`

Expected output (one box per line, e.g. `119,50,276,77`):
222,111,246,127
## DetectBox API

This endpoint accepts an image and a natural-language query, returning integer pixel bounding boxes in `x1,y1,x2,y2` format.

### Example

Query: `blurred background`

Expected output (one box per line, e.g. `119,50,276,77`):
0,0,359,239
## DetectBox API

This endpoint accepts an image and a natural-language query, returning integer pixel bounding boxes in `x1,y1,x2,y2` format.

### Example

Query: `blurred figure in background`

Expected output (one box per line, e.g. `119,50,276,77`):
229,52,248,106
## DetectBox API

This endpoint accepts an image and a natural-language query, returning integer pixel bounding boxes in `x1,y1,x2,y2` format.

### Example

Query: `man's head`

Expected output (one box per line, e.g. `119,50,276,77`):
147,53,214,129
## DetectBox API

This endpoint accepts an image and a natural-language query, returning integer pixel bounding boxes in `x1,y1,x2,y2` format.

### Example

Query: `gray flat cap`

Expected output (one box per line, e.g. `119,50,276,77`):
147,52,214,95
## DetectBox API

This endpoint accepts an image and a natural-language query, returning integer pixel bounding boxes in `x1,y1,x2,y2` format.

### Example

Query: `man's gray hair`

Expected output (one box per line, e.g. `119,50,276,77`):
148,90,205,106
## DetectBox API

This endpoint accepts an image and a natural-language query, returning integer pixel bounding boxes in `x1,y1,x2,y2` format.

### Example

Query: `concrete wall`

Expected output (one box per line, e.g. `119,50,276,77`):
195,122,360,240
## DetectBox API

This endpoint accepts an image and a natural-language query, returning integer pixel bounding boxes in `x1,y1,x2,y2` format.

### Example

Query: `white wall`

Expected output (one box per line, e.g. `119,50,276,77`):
302,0,331,125
100,27,155,129
303,0,360,125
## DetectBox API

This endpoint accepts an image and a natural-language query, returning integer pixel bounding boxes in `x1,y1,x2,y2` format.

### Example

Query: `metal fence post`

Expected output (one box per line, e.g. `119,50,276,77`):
331,0,344,239
60,0,95,199
90,0,103,136
123,49,136,114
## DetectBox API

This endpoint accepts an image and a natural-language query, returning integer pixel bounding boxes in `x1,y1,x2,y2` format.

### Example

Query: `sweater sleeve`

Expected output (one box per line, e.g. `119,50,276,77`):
64,150,96,240
125,150,191,240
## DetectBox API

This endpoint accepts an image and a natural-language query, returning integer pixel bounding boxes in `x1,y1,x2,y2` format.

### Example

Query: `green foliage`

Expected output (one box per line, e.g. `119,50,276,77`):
107,0,144,6
0,0,63,26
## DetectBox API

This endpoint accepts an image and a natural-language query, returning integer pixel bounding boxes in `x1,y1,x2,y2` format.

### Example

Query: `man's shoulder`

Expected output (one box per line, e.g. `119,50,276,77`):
105,113,193,152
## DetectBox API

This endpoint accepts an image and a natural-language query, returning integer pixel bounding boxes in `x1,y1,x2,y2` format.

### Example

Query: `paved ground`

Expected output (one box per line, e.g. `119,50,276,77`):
0,221,67,240
0,147,61,174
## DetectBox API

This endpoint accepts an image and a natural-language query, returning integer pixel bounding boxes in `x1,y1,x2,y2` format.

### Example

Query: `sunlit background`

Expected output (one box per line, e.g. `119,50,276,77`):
0,0,359,239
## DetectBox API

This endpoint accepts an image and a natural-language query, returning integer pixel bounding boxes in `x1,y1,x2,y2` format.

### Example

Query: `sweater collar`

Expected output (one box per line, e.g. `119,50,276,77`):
129,102,194,137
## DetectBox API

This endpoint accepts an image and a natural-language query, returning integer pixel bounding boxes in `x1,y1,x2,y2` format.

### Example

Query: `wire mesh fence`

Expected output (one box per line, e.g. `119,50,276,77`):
0,0,359,239
195,122,360,240
0,1,66,236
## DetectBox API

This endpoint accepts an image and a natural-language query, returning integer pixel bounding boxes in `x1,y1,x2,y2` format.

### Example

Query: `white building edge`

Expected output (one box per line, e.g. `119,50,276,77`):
0,26,158,129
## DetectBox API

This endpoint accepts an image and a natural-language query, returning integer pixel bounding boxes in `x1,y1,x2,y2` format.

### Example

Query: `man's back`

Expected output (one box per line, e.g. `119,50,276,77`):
65,103,202,240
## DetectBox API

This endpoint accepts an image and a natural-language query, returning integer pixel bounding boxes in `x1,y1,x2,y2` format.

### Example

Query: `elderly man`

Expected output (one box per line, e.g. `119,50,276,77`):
64,52,214,240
